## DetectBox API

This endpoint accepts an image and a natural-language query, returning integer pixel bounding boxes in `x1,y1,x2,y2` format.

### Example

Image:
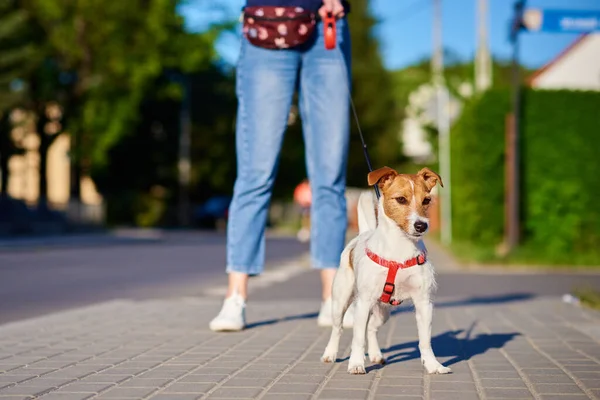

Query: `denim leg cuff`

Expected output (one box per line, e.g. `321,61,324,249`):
311,259,339,270
226,264,263,276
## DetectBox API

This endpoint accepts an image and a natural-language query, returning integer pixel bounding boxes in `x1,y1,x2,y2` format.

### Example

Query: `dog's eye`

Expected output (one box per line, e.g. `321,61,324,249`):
422,197,431,205
396,197,408,205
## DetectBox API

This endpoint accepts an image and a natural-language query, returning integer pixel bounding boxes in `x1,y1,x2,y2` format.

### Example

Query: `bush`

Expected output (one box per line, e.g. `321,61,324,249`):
521,90,600,258
450,88,600,263
450,88,510,246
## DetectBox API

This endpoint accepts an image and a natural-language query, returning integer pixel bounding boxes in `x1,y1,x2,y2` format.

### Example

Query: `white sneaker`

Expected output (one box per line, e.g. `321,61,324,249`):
317,297,354,328
297,228,310,243
209,292,246,332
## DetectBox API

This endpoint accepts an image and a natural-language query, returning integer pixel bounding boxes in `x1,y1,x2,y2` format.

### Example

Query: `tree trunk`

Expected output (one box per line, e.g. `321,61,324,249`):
0,151,8,199
36,109,49,211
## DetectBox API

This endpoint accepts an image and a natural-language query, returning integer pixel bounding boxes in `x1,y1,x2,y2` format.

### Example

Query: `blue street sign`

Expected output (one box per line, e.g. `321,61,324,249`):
523,9,600,33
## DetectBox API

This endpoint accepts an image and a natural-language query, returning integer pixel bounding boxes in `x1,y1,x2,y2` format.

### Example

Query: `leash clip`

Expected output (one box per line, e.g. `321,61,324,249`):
324,12,336,50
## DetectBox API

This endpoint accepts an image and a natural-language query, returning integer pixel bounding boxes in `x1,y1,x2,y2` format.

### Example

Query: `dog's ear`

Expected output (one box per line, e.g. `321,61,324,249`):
417,167,443,191
368,166,398,188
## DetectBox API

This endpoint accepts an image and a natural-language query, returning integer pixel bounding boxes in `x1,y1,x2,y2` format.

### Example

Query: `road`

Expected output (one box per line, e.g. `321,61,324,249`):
1,231,599,326
0,231,309,325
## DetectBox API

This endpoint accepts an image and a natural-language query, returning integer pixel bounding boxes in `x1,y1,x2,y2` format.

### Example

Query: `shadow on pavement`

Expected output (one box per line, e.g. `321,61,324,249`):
331,322,519,372
391,292,535,316
381,322,520,369
245,312,319,329
245,293,535,331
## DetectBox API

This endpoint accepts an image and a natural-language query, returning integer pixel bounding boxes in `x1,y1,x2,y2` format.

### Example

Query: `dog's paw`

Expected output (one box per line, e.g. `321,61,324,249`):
347,363,366,374
423,359,452,374
369,353,386,365
321,353,337,363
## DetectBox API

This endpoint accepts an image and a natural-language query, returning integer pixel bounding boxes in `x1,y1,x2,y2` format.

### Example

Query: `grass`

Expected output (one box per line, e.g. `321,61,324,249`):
442,238,600,270
573,287,600,311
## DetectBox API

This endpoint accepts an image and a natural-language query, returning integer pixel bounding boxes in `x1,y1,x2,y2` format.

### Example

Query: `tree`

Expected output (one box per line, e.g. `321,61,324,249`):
390,55,535,160
0,0,36,197
22,0,220,201
345,0,404,186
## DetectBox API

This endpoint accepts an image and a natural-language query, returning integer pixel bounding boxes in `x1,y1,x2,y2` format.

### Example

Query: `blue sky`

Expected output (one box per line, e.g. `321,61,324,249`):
180,0,600,70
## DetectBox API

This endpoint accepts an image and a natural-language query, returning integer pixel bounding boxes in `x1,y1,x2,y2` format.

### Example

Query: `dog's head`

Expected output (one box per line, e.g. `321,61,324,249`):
367,166,443,240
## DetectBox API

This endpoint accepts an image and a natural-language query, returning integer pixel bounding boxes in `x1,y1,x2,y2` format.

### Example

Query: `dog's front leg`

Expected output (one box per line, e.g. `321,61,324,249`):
347,298,372,374
413,295,451,374
367,303,389,364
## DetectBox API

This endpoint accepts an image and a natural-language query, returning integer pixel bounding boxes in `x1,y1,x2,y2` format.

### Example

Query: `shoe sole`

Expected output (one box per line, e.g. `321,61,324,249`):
209,324,245,332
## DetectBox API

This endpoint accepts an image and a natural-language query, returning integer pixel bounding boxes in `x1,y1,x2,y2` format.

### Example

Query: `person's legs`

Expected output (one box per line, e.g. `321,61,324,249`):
299,18,352,327
299,18,351,292
210,39,301,332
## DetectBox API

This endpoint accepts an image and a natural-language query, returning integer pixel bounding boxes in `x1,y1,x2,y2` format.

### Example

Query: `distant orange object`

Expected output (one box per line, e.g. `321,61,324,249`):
294,180,312,209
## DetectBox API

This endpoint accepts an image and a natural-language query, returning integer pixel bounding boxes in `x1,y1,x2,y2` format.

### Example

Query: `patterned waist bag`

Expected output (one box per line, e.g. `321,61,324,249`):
242,6,318,50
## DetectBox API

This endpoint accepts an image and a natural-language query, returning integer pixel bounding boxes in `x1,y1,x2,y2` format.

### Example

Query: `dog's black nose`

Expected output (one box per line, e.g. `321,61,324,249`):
414,221,428,233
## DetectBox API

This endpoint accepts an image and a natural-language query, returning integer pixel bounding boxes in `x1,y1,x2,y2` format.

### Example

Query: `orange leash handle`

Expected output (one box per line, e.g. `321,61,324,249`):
324,12,336,50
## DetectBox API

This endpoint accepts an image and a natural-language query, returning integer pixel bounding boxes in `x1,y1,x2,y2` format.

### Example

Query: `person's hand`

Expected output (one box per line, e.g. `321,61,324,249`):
318,0,345,19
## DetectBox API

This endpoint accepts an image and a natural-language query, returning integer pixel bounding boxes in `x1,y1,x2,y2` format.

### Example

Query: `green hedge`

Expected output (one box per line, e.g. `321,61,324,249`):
450,88,600,260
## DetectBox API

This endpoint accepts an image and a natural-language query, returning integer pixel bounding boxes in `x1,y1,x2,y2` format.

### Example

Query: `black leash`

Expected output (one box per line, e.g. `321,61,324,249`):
331,45,380,200
324,12,380,199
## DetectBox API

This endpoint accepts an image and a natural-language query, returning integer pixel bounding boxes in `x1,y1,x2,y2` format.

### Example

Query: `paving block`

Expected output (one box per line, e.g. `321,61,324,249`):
429,381,478,391
479,377,527,388
429,391,480,400
375,385,423,396
117,378,172,388
533,383,587,395
266,383,320,394
205,386,263,398
147,395,199,400
97,387,158,398
324,379,373,389
36,393,95,400
160,382,215,393
318,389,370,399
525,374,576,384
263,394,311,400
483,387,534,398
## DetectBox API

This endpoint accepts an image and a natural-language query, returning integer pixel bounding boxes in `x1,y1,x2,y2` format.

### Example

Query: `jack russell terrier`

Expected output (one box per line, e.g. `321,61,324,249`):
321,166,451,375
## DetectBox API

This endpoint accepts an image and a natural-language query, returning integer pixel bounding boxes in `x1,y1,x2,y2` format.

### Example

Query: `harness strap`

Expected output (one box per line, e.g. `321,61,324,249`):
365,248,426,305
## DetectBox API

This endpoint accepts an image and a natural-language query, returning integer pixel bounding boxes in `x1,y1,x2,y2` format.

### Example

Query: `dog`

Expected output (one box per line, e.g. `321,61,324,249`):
320,166,451,375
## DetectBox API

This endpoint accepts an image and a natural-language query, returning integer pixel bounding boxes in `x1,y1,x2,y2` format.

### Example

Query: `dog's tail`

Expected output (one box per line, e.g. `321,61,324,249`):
357,190,378,234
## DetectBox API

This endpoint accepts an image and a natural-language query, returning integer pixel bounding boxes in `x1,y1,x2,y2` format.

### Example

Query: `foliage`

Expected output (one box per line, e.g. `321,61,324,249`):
450,88,509,246
450,88,600,264
92,66,237,226
23,0,219,169
520,90,600,258
0,0,37,195
0,0,37,110
574,287,600,310
390,58,533,162
345,0,404,185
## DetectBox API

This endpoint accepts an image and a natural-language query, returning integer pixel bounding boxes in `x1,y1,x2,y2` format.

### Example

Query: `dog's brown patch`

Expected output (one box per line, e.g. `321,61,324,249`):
348,247,355,270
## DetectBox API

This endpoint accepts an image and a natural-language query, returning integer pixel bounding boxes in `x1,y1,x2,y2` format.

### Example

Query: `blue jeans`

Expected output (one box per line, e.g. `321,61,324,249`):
226,18,352,275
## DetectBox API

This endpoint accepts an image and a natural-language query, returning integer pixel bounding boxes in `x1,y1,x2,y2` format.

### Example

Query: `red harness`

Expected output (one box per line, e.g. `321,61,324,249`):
365,248,427,306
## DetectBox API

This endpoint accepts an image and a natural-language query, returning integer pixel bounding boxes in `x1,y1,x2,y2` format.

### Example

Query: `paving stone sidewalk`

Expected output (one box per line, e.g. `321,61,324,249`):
1,288,600,400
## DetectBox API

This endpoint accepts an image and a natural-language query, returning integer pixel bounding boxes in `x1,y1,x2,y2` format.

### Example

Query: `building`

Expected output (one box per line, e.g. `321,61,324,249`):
1,107,104,225
529,33,600,91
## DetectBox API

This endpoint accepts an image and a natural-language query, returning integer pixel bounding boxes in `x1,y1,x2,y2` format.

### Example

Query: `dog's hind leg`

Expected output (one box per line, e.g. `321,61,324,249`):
367,303,390,364
412,293,452,374
321,243,356,364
